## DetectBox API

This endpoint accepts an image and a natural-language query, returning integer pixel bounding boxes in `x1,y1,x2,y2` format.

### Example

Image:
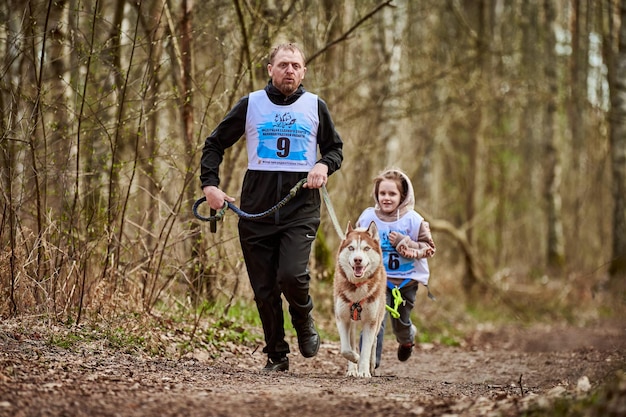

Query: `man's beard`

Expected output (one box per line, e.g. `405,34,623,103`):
277,81,297,96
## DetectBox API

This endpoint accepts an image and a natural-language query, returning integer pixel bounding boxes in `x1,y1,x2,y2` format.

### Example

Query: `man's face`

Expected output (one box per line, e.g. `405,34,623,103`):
267,48,306,96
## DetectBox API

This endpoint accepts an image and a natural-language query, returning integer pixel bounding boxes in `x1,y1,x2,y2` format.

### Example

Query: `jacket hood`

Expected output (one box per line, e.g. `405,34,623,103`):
373,168,416,222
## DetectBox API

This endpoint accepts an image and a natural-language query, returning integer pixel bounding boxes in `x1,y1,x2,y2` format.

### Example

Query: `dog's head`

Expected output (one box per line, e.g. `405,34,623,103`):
337,221,383,282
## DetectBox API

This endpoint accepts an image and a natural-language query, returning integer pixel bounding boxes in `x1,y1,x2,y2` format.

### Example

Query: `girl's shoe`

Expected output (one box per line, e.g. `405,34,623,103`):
397,343,414,361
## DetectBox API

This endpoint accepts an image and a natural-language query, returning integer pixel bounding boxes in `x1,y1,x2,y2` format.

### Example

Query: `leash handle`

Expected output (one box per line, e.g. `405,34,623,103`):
192,197,228,222
209,208,217,233
385,286,404,319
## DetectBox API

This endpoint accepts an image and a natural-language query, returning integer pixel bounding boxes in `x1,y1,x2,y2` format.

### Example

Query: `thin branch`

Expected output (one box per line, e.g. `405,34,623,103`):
307,0,395,64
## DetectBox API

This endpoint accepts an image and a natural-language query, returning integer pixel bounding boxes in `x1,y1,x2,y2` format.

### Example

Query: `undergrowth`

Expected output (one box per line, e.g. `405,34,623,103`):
521,371,626,417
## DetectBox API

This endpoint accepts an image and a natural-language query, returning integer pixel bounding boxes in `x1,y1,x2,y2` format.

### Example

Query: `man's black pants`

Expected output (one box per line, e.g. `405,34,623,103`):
238,217,320,359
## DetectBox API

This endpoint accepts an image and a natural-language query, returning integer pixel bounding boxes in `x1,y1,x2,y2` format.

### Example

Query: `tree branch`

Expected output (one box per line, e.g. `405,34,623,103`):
307,0,395,64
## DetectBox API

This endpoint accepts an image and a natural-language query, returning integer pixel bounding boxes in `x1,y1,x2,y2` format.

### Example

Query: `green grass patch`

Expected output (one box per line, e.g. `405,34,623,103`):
46,324,145,353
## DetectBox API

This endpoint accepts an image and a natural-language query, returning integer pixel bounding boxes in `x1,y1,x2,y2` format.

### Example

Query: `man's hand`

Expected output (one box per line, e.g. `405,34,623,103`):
303,163,329,189
203,186,235,211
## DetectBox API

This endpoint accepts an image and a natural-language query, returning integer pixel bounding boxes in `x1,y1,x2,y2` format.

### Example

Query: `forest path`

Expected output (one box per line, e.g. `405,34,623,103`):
1,322,625,416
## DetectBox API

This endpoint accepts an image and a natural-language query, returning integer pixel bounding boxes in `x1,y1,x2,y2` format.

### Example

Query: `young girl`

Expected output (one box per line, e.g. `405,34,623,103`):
356,168,435,367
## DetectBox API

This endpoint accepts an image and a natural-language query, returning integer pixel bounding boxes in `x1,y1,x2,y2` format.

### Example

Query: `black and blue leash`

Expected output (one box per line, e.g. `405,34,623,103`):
192,178,307,232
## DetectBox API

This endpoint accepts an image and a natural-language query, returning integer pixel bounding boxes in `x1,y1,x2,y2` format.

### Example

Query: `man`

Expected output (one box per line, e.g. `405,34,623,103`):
200,43,343,372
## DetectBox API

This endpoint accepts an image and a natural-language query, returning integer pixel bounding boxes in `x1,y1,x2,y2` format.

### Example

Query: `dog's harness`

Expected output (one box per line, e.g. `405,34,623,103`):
385,279,436,319
350,302,363,321
350,278,436,321
349,281,368,321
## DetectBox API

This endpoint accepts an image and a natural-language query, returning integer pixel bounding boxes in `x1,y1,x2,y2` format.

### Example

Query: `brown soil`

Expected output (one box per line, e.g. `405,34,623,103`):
1,321,625,417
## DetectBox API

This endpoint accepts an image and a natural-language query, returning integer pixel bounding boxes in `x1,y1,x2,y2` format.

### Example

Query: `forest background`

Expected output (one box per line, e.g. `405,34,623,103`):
1,0,625,352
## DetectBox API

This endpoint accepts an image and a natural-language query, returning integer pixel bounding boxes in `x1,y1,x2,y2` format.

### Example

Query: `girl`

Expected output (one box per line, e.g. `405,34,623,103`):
357,168,435,367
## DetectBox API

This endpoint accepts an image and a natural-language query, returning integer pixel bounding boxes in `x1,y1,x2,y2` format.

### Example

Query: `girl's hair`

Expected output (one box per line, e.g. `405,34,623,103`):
373,170,408,203
269,43,306,64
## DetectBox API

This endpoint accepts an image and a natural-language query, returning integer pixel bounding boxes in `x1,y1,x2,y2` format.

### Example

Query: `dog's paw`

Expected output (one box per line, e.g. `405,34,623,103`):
346,362,358,377
356,369,372,378
341,350,359,363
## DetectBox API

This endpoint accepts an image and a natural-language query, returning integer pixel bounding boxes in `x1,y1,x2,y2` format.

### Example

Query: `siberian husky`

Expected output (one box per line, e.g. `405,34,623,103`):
333,221,387,377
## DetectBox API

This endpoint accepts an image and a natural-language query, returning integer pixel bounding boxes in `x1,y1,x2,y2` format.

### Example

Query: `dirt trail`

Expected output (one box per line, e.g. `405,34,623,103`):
1,322,624,416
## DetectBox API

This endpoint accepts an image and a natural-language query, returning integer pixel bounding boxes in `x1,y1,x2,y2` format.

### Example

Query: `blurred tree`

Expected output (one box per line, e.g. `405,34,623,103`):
567,0,588,241
543,0,566,271
608,0,626,278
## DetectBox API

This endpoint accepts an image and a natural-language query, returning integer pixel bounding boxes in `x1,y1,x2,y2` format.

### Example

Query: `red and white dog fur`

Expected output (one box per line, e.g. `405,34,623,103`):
333,222,387,377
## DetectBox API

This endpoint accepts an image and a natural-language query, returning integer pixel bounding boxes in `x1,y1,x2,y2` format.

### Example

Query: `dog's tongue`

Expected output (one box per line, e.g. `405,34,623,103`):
354,266,364,278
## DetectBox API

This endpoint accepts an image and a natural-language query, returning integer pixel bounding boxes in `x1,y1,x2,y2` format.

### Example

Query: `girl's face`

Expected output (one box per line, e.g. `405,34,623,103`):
377,179,402,214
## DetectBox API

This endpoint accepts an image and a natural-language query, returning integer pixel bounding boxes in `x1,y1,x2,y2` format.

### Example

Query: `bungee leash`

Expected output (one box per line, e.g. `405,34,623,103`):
193,178,347,240
230,178,304,218
192,178,307,226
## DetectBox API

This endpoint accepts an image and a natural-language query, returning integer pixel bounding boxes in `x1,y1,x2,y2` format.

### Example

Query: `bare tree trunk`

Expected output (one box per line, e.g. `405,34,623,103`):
377,0,407,166
568,0,593,155
0,53,18,316
101,0,128,281
608,0,626,277
44,0,72,221
460,0,489,294
138,0,168,251
519,0,545,264
178,0,204,304
27,0,51,283
44,0,75,318
567,0,588,245
543,0,566,271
